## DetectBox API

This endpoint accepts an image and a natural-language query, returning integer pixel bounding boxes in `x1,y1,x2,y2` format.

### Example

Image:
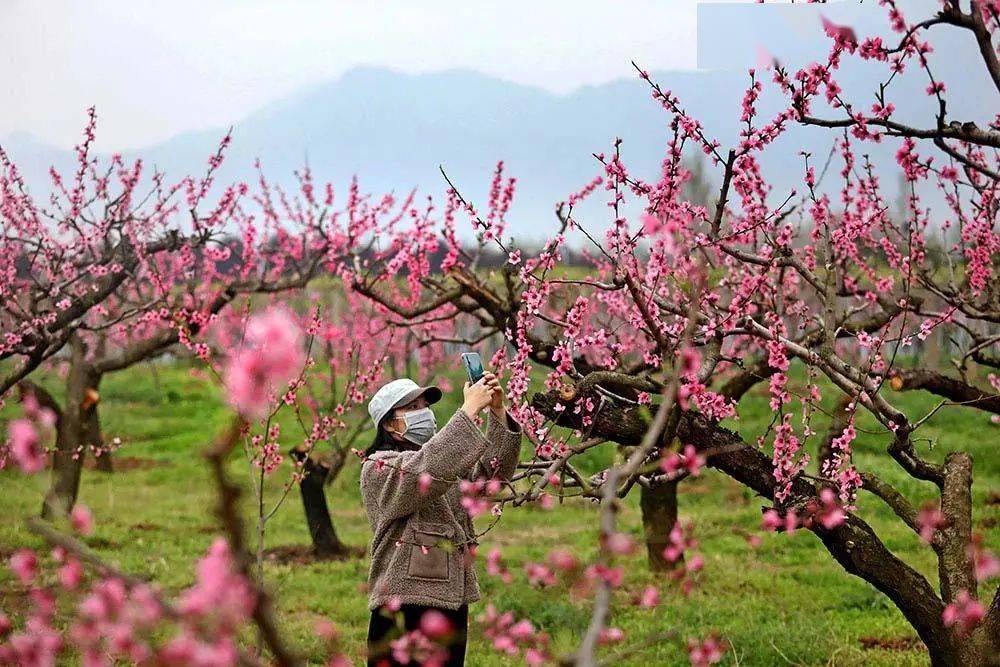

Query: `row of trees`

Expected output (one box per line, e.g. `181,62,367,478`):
2,0,999,664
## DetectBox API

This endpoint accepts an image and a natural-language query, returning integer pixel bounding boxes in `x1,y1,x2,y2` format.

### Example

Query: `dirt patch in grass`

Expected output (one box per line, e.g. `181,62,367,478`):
0,582,32,620
131,521,162,531
724,485,751,506
85,536,120,549
491,522,577,546
986,490,1000,506
264,544,365,565
83,456,169,472
858,635,922,651
683,480,714,495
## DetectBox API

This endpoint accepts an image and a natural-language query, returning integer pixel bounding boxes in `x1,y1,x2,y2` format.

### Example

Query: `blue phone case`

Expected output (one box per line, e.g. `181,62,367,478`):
462,353,484,383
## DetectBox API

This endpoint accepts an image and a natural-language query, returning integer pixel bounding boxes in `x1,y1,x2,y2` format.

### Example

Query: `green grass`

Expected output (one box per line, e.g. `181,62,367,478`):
1,362,997,666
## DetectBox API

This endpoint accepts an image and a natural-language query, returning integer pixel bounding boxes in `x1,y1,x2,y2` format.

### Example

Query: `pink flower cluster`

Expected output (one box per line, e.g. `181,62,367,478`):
224,307,306,418
3,529,261,666
389,630,449,666
968,534,999,583
916,504,947,543
811,488,846,530
941,590,984,635
820,419,861,506
459,477,502,519
660,444,706,478
761,508,799,534
770,415,809,504
5,391,57,474
177,538,256,631
687,633,727,667
485,548,513,584
476,604,549,665
662,522,704,595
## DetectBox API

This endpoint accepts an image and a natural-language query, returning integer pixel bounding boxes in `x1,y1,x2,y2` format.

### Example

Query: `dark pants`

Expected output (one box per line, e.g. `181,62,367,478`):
367,604,468,667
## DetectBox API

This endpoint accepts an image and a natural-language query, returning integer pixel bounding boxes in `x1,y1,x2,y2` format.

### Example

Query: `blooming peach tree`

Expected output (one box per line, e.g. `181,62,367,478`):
347,2,1000,664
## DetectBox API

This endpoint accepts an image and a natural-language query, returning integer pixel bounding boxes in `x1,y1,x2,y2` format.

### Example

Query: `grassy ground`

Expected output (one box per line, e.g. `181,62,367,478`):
1,362,997,665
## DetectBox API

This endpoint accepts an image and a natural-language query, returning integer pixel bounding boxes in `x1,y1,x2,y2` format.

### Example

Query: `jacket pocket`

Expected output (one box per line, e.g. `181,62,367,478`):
407,523,454,581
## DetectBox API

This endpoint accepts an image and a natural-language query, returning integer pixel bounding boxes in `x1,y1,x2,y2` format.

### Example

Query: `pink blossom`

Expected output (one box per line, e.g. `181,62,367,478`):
390,629,448,666
916,504,946,543
761,509,798,533
524,562,556,588
314,619,338,641
525,648,547,665
10,549,37,584
814,488,846,529
178,538,255,630
662,522,700,572
599,627,624,644
8,419,45,474
771,414,808,503
605,532,636,555
942,590,984,635
224,307,305,418
926,81,945,95
547,549,578,571
419,610,453,640
486,548,513,584
968,534,999,582
58,558,84,590
586,564,624,587
687,554,705,573
973,548,999,582
661,444,705,477
70,505,95,537
821,15,857,45
418,472,433,495
687,633,727,666
637,585,660,608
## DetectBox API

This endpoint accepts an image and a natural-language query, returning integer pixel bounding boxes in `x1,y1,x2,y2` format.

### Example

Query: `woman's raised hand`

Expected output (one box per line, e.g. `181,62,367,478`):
461,376,495,418
483,372,505,414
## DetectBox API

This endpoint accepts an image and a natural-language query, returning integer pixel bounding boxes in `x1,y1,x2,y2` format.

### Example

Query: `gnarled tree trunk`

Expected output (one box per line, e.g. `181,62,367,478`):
290,446,352,558
41,336,105,519
640,480,681,571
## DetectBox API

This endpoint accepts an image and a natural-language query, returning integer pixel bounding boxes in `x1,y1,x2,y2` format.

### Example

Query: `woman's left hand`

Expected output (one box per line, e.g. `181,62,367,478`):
483,371,504,413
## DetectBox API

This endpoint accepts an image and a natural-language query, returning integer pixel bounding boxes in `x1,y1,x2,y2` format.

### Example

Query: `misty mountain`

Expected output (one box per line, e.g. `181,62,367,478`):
2,1,991,241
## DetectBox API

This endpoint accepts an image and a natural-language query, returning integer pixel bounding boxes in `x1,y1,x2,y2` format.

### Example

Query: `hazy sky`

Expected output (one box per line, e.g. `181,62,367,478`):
0,0,728,150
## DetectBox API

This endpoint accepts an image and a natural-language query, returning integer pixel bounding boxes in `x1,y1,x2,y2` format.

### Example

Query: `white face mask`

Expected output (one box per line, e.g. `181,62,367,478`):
396,407,437,446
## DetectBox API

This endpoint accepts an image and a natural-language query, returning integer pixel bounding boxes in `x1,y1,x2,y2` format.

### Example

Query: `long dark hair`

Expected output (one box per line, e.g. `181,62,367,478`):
364,416,397,457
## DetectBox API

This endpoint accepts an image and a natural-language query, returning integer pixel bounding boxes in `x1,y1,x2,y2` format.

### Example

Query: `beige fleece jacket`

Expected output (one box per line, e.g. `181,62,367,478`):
361,409,522,611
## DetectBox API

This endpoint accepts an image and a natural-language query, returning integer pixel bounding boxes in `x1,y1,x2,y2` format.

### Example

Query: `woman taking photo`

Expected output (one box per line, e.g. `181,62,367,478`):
361,371,522,666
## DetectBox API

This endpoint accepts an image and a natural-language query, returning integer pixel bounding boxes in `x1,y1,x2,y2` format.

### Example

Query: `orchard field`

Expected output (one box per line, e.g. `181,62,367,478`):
4,1,1000,665
2,361,996,665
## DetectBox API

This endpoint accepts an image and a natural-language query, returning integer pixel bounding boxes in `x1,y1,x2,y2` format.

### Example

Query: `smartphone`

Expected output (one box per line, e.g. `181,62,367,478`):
461,352,485,384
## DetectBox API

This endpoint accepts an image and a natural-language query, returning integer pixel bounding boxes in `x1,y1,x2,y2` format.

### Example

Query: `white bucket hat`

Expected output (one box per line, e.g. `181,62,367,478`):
368,378,442,428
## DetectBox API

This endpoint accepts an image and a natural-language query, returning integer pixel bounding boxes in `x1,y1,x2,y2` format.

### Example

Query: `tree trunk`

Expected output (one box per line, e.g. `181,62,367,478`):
41,337,104,519
89,394,112,473
290,447,350,557
640,479,681,571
